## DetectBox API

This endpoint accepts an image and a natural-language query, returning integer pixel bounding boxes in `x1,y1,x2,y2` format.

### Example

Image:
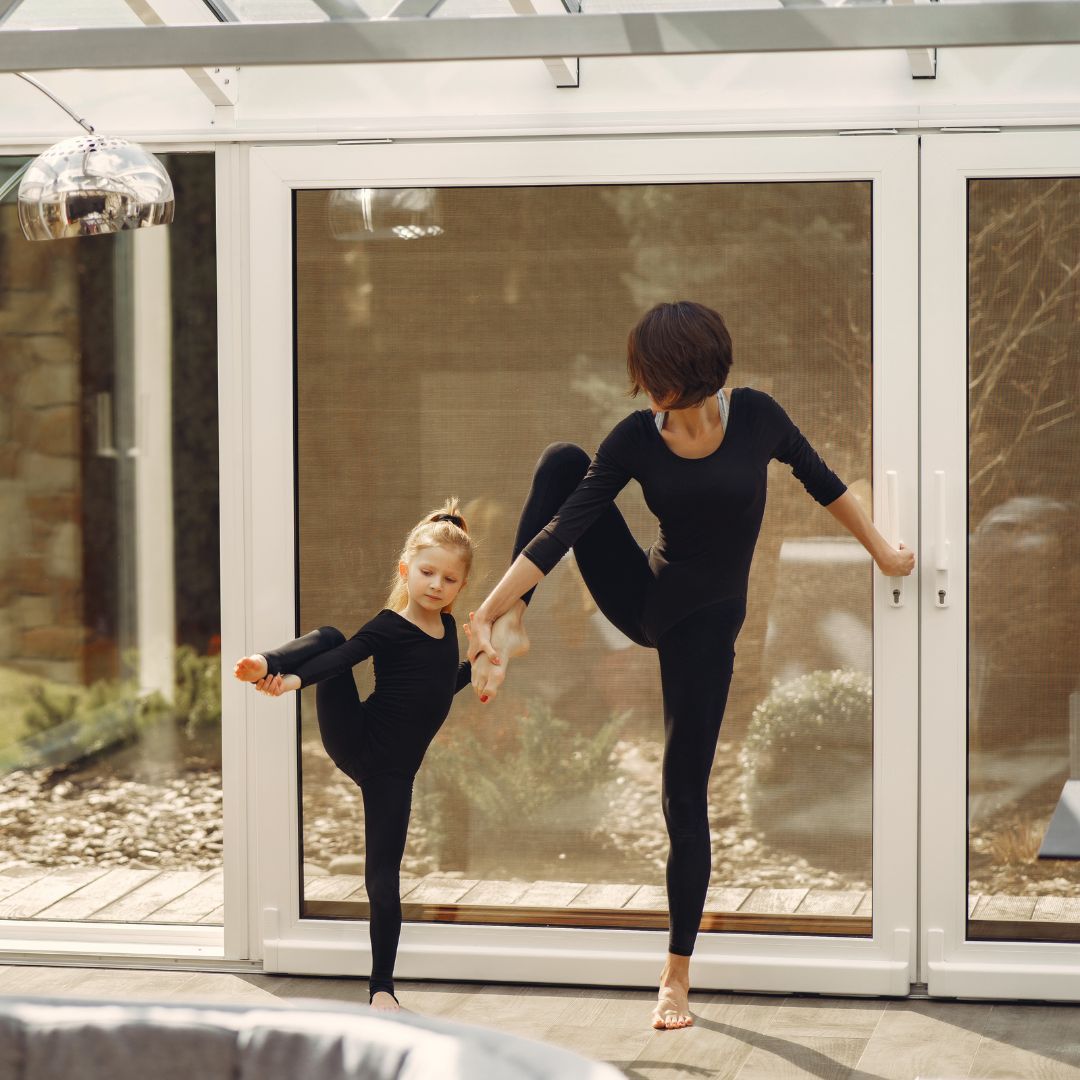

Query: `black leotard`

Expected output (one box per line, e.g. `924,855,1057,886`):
509,387,846,955
262,609,471,1001
521,387,846,644
267,608,471,780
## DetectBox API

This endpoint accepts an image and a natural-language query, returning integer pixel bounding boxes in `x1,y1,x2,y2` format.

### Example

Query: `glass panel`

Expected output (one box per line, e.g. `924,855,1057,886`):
967,176,1080,942
0,154,222,926
2,0,143,29
217,0,330,20
294,180,872,934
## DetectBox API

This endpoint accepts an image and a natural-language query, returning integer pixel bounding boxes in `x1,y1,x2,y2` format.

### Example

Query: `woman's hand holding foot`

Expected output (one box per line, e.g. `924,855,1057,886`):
233,654,268,682
467,601,530,703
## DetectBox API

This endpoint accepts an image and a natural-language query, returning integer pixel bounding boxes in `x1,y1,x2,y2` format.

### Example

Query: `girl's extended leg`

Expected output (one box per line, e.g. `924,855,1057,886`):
651,598,745,1028
358,772,414,1008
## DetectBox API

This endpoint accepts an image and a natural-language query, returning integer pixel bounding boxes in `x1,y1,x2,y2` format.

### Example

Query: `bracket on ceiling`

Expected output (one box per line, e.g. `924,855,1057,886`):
125,0,239,106
386,0,578,87
508,0,581,88
890,0,937,78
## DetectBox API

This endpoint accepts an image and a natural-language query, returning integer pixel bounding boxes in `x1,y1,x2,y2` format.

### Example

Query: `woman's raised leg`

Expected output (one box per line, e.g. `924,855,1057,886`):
474,442,653,698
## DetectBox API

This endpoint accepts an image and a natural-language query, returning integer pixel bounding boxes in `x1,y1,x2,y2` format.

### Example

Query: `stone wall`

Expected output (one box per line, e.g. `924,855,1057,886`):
0,213,85,685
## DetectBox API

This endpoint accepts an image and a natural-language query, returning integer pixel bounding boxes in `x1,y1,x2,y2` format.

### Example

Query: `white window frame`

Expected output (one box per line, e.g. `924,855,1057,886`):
245,134,920,993
920,131,1080,1001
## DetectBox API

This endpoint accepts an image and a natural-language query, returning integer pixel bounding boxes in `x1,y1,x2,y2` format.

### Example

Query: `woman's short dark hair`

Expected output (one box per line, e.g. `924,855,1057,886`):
626,300,733,410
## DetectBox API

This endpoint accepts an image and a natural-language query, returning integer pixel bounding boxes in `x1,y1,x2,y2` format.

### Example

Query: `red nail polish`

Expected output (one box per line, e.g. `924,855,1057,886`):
481,695,489,703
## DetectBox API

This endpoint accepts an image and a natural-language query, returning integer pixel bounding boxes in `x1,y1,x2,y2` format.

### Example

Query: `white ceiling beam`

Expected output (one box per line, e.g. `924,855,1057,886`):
3,2,1080,71
123,0,239,106
891,0,937,78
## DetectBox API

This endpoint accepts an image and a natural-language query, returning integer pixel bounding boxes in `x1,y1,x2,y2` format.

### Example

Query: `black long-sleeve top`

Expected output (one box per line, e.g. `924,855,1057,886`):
522,387,847,643
295,609,471,777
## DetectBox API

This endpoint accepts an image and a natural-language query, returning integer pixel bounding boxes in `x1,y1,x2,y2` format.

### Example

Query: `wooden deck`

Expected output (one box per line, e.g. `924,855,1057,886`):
0,865,1076,929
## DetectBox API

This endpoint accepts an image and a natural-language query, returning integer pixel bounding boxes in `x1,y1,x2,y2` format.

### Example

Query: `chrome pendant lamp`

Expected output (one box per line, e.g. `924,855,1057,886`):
0,74,173,242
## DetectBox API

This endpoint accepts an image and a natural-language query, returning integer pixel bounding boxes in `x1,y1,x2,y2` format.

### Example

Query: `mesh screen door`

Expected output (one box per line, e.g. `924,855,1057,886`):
293,180,874,938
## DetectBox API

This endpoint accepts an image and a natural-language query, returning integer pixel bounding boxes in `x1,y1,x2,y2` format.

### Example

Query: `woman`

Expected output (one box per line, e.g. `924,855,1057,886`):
465,301,915,1030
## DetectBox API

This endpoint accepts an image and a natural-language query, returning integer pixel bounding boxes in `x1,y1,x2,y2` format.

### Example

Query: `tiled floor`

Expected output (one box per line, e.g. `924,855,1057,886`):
1,964,1079,1078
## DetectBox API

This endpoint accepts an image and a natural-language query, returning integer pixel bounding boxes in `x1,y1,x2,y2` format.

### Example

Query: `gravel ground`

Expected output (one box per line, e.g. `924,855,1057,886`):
0,766,223,872
1,739,1076,901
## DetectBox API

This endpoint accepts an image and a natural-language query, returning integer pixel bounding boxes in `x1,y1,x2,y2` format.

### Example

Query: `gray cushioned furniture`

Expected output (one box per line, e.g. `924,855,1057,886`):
0,994,624,1080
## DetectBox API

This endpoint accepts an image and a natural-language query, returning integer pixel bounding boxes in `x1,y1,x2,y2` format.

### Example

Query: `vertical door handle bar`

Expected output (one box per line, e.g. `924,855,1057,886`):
886,469,903,607
935,469,950,607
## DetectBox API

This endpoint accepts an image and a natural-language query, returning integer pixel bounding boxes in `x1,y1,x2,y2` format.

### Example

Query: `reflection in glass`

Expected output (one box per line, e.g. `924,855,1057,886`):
296,181,872,933
328,188,443,242
967,177,1080,938
0,154,222,925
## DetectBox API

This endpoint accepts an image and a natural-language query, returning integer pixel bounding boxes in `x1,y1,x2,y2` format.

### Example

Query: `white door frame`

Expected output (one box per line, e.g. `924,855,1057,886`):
920,131,1080,1001
245,134,920,994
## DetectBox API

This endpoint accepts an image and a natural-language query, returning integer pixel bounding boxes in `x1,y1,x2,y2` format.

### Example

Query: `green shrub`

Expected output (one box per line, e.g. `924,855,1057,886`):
423,701,627,864
173,645,222,739
740,669,872,873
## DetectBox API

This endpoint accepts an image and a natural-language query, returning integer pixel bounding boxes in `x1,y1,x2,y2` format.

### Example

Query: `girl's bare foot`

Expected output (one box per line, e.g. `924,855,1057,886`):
370,991,400,1012
234,654,268,682
651,956,693,1030
472,601,530,702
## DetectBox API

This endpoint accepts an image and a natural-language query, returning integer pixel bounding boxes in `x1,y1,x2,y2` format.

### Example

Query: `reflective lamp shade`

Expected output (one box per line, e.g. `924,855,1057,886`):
18,136,174,241
328,188,443,241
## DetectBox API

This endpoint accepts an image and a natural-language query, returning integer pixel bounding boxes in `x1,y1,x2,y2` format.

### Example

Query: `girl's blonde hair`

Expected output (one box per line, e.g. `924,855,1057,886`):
386,497,475,614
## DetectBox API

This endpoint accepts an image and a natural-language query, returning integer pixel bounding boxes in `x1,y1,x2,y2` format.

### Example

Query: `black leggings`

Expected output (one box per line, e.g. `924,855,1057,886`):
262,627,411,1000
515,443,745,956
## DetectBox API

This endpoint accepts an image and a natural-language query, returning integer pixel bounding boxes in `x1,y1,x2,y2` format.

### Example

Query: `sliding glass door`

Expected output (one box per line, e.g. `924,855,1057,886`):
922,132,1080,999
248,134,918,994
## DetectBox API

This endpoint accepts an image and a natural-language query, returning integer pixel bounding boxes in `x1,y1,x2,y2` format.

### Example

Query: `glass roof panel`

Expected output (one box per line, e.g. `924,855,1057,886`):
216,0,331,20
431,0,796,14
3,0,145,29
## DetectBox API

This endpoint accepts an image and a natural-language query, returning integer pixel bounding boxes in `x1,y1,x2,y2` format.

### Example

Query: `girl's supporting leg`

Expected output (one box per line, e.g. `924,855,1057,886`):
656,598,745,957
358,772,415,1004
512,442,653,645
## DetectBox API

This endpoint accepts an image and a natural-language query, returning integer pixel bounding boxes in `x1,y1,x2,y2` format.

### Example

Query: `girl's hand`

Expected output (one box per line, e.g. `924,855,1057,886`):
876,542,916,577
254,673,301,696
464,609,501,667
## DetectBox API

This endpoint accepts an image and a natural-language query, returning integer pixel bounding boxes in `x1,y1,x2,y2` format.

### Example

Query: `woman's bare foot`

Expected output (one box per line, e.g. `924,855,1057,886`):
472,601,530,702
651,956,693,1030
370,991,400,1012
233,654,268,683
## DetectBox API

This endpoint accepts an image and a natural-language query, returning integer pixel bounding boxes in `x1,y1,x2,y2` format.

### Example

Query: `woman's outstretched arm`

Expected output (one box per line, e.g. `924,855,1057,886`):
466,554,545,665
825,489,916,577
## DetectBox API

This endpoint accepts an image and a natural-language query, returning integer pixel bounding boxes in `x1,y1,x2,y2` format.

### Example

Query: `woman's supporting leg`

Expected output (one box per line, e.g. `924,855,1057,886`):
358,772,415,1007
656,599,744,955
651,598,745,1029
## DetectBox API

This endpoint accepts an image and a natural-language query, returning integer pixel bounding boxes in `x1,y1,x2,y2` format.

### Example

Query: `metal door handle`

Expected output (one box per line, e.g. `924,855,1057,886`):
886,469,903,607
934,469,950,607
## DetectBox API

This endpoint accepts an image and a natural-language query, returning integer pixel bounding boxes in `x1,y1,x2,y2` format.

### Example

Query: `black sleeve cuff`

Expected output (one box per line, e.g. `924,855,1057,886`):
521,528,569,575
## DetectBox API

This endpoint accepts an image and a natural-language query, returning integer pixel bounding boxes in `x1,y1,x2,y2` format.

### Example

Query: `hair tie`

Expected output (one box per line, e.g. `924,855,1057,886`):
433,513,463,528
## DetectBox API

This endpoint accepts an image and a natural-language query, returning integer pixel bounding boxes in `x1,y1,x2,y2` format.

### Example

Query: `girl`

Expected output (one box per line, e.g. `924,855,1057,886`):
466,301,916,1030
233,500,476,1012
